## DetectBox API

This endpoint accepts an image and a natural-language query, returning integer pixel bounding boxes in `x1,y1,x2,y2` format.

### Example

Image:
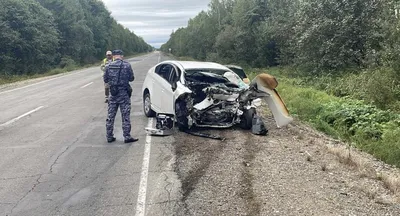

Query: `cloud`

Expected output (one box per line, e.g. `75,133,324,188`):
102,0,210,48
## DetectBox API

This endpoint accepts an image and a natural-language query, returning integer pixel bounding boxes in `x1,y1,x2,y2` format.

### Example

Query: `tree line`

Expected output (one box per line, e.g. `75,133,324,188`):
161,0,400,76
0,0,153,76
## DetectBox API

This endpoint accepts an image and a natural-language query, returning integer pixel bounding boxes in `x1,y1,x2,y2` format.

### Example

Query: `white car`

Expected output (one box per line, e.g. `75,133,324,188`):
141,60,293,130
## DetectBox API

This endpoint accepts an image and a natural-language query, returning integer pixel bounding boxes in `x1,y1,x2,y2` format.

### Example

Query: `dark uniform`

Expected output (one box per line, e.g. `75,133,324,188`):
103,50,138,143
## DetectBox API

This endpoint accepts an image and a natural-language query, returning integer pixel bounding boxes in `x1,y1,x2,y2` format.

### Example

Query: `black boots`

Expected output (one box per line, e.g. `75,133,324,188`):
107,137,138,143
124,137,139,143
107,137,116,143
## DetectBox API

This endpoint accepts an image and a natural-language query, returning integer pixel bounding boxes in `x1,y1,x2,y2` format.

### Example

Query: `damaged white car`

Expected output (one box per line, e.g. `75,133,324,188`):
141,60,292,133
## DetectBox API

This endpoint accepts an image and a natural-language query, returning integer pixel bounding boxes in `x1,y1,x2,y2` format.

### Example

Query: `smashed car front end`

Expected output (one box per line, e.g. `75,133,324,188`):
173,67,294,132
174,69,261,130
186,85,245,128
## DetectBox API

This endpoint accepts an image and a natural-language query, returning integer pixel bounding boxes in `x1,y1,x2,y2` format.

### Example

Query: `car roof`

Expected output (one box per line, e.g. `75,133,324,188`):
159,60,230,70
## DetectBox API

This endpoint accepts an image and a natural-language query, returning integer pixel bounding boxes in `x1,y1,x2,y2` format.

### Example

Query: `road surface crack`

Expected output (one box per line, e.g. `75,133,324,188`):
0,174,41,181
160,172,173,215
7,134,83,215
49,138,79,173
8,174,43,216
56,171,78,192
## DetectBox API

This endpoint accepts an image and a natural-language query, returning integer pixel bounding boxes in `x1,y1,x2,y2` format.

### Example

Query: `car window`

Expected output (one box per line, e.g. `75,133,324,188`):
168,66,181,84
155,64,172,81
155,64,162,74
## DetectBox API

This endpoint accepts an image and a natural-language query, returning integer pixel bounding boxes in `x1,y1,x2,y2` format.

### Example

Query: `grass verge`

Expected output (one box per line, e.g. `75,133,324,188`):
248,67,400,167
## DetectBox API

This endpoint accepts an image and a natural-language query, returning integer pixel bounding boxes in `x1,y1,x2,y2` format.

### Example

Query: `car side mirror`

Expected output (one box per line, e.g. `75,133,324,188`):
171,82,177,91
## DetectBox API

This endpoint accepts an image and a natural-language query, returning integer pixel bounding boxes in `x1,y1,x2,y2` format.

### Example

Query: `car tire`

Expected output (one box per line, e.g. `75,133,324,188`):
240,107,256,130
143,91,156,117
175,100,189,131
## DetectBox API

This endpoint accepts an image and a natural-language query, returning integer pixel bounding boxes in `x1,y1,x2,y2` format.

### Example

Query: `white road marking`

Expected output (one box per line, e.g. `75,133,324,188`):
158,53,161,63
0,106,44,128
135,118,153,216
80,82,93,89
136,52,159,215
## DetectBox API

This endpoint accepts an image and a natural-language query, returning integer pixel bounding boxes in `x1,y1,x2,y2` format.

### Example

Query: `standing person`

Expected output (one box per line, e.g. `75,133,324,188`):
103,49,138,143
101,50,114,103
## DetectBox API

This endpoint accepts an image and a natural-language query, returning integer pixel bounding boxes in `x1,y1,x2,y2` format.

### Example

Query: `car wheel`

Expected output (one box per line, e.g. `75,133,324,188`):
240,107,256,130
175,100,189,131
143,91,156,117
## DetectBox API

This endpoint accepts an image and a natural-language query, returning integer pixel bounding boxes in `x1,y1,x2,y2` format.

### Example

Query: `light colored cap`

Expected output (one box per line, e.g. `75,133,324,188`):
106,50,112,55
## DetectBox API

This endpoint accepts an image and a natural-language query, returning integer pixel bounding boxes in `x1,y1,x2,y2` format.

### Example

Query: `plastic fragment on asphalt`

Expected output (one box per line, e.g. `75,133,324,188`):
145,127,174,136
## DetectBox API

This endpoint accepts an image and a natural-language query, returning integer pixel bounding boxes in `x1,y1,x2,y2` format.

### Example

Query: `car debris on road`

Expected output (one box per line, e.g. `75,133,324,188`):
251,114,268,135
142,61,292,139
145,113,174,136
145,113,226,140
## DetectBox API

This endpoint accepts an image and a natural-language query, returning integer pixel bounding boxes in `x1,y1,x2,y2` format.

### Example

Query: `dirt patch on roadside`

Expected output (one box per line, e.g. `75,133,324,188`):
240,133,261,215
172,115,400,215
173,128,253,215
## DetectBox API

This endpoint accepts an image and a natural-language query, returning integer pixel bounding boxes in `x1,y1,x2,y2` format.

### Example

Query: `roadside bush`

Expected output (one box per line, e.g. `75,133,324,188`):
59,57,78,71
321,68,400,110
321,73,369,99
363,68,400,110
47,68,65,75
320,100,400,140
373,128,400,165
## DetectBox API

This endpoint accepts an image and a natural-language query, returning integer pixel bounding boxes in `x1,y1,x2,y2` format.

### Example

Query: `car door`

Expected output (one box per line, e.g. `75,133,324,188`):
152,64,174,113
162,64,181,114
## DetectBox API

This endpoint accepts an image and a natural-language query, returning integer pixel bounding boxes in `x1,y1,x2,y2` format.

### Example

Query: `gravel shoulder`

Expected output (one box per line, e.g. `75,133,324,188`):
172,107,400,215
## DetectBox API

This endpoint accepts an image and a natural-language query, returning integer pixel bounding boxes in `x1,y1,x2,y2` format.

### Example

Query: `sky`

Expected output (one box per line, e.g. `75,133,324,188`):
102,0,211,48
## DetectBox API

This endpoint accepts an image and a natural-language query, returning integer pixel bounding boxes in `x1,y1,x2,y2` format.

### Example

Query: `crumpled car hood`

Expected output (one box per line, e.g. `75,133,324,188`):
174,70,292,129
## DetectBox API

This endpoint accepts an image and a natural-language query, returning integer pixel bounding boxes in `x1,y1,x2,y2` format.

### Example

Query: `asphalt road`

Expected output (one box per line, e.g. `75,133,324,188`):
0,52,181,216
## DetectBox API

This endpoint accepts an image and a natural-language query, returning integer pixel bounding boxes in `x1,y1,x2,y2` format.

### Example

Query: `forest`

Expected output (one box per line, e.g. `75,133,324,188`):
161,0,400,166
0,0,153,77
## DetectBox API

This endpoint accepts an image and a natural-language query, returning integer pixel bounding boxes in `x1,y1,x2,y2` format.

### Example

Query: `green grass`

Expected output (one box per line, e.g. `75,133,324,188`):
248,67,400,167
0,52,148,85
